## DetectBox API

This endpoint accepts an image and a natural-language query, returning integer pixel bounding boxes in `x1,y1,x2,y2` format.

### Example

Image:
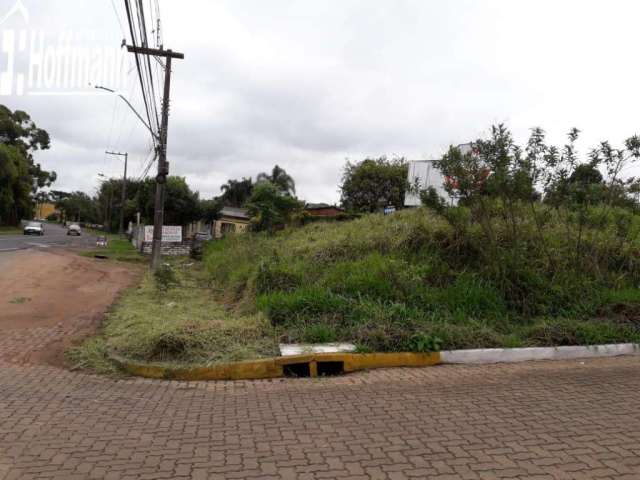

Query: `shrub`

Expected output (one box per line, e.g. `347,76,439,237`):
154,263,179,291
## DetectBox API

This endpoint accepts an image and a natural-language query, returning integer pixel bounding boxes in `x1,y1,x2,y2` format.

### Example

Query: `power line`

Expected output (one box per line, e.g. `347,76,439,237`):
110,0,127,39
135,0,160,132
137,143,157,181
124,0,157,145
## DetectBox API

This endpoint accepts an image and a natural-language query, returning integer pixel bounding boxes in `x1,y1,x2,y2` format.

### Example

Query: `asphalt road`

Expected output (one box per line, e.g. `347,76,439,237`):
0,222,97,252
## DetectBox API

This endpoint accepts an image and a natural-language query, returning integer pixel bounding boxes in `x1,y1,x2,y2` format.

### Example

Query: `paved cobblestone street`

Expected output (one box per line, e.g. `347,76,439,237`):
1,354,639,480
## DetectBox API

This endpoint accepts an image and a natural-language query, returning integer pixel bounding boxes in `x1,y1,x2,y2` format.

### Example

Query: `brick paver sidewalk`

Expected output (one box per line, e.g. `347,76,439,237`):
1,355,639,480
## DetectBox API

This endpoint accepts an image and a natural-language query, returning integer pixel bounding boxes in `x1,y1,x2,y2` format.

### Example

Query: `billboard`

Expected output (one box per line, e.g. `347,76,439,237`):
144,226,182,243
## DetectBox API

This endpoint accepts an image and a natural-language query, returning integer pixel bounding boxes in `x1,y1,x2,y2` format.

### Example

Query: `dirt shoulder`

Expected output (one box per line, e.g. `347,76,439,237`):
0,248,141,367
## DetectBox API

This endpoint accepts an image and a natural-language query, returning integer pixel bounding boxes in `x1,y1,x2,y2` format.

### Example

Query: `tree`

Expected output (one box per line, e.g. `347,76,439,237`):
0,105,55,225
246,181,302,233
420,186,447,214
55,191,98,223
220,177,253,207
340,157,408,213
257,165,296,195
568,164,603,186
96,178,143,232
199,198,222,224
135,176,201,227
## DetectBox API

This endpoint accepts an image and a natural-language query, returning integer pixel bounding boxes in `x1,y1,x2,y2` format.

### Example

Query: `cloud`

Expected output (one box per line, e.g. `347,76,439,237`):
2,0,640,204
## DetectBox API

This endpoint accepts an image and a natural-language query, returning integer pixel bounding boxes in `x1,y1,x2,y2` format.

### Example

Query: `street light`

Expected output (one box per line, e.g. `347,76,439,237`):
94,85,159,142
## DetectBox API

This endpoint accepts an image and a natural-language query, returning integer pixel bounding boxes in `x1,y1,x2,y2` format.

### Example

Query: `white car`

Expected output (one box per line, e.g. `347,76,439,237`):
23,221,44,236
67,224,82,236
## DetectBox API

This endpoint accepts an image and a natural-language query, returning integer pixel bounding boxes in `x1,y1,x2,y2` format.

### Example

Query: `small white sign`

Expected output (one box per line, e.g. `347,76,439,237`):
144,226,182,243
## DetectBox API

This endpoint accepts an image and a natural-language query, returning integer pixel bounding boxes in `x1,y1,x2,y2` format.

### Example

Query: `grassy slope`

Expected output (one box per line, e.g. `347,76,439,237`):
68,259,278,373
71,207,640,373
204,208,640,351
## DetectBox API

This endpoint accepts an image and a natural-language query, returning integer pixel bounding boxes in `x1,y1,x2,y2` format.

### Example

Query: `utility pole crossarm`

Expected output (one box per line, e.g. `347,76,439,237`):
126,45,184,59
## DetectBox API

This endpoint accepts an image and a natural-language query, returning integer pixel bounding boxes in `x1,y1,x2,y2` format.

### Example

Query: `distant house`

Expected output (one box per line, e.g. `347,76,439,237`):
304,203,344,217
213,207,250,238
35,202,58,220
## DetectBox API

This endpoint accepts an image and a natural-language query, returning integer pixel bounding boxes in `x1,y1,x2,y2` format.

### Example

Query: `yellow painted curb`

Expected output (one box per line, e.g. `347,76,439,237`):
109,351,441,381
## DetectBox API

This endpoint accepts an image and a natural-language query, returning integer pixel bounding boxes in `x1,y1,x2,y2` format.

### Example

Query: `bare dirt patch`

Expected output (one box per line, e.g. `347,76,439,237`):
0,248,141,367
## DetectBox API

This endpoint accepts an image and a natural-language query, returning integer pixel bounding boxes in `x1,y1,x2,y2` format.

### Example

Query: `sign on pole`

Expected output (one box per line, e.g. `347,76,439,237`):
144,226,182,243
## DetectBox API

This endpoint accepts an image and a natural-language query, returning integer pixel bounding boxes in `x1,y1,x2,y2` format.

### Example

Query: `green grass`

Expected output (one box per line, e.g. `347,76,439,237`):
71,206,640,374
0,226,22,235
67,258,279,373
203,207,640,352
79,235,146,263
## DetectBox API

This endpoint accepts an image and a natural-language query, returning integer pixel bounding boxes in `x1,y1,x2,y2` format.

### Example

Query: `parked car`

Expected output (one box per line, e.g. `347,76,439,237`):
23,221,44,236
194,231,213,241
67,224,82,236
191,231,212,260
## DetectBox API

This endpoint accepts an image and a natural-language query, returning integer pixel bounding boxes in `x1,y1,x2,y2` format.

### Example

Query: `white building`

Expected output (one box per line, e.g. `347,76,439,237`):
404,144,472,207
404,160,451,207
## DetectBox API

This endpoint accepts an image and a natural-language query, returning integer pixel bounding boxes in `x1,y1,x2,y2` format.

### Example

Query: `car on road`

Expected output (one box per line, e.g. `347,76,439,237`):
23,222,44,236
67,224,82,236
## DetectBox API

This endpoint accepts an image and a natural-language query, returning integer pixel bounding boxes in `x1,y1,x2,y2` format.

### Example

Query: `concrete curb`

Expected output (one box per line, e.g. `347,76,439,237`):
109,351,442,381
109,343,640,381
441,343,640,364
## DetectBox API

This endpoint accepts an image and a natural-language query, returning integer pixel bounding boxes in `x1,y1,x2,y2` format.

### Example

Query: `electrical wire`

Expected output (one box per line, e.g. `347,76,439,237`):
124,0,158,146
110,0,127,39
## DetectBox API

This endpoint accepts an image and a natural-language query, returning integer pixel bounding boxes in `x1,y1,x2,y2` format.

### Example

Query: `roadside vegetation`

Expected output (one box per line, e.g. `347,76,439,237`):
203,125,640,352
68,258,278,373
205,208,640,352
79,232,145,263
0,226,22,235
72,124,640,371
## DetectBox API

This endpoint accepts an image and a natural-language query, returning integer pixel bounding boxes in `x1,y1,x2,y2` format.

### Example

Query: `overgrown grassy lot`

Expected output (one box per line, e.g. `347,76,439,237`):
71,205,640,372
204,207,640,352
68,259,278,373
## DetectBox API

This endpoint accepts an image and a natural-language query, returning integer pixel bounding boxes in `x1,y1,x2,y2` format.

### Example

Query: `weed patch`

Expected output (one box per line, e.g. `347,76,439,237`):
204,208,640,351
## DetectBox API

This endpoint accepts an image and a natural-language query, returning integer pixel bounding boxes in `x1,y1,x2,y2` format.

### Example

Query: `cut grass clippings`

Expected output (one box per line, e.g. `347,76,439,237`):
67,258,279,374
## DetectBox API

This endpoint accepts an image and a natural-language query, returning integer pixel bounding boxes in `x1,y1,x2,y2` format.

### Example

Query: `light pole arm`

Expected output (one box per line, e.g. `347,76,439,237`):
94,86,159,142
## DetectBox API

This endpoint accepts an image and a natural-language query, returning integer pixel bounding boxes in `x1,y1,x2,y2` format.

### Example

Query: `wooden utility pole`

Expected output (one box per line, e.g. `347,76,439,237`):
105,151,128,235
126,45,183,270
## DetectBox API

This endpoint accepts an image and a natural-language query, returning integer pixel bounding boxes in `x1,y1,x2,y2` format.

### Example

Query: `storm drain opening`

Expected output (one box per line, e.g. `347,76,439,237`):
283,362,311,377
317,361,344,376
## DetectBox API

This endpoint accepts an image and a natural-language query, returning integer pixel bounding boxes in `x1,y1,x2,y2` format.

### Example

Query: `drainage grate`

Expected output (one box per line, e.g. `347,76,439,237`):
317,361,344,376
283,362,311,377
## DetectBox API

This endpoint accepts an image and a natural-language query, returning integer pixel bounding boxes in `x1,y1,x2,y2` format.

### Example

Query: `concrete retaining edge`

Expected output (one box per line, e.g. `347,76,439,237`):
441,343,640,364
109,343,640,381
109,351,442,381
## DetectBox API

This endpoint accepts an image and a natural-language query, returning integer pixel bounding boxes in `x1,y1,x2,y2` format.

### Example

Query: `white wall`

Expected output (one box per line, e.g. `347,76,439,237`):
405,160,456,207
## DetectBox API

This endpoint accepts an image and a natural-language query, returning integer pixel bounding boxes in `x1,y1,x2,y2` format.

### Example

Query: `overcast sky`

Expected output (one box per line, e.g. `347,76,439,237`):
2,0,640,204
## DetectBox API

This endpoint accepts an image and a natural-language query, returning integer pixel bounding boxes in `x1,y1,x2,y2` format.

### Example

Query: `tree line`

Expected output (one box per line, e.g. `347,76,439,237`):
5,103,640,236
0,106,56,226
